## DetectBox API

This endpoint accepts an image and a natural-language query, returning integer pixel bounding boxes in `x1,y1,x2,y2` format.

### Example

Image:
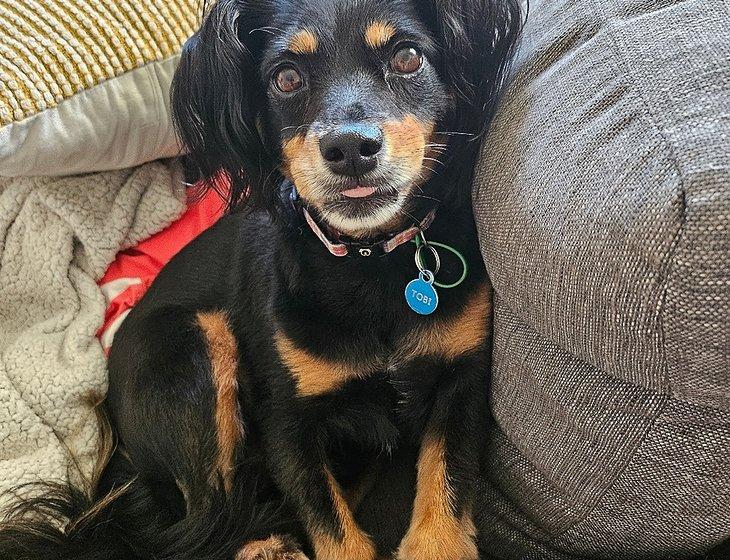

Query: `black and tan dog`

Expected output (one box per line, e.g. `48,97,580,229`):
0,1,522,559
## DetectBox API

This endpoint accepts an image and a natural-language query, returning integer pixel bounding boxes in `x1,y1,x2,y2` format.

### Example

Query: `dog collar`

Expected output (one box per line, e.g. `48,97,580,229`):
280,180,437,257
302,206,437,258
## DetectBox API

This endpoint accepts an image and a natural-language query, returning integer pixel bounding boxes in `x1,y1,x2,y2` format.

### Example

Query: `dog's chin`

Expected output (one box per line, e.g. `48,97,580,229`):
318,193,407,238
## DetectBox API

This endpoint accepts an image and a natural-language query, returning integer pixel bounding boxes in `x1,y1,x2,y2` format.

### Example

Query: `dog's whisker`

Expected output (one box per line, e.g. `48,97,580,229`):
395,207,422,225
262,166,280,189
249,26,284,36
434,131,476,137
281,124,309,135
414,184,437,198
413,194,441,203
420,165,441,177
423,157,446,168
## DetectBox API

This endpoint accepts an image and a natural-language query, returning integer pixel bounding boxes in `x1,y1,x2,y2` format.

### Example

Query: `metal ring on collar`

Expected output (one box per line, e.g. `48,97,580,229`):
415,242,441,275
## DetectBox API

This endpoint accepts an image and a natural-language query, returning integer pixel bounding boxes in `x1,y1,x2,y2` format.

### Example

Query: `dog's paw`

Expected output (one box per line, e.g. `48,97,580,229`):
236,535,309,560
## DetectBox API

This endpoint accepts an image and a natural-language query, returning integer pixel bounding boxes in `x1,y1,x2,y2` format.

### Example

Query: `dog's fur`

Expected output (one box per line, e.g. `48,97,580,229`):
0,1,524,559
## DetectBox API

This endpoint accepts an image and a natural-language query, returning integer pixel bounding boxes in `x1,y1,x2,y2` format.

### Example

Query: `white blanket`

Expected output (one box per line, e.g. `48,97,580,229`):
0,162,185,505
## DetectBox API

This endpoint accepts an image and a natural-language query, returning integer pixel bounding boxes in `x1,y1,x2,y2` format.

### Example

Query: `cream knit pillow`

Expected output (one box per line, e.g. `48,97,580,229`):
0,0,199,176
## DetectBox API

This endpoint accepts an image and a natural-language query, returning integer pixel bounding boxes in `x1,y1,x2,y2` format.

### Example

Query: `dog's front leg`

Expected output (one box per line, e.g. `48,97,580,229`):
266,417,378,560
397,351,488,560
270,331,379,559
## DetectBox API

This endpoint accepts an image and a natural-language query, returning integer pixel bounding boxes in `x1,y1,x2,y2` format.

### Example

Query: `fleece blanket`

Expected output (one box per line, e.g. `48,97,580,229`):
0,162,186,507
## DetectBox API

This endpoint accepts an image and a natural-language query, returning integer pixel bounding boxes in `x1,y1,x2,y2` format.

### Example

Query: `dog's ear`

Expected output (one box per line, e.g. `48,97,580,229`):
171,0,277,213
421,0,523,184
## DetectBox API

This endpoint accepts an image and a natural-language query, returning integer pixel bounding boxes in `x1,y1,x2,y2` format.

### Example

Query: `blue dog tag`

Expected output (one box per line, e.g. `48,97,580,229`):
405,271,439,315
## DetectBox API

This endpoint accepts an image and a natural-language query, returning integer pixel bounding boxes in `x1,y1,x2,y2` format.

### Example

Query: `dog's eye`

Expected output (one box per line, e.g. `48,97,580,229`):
274,66,303,94
390,45,423,74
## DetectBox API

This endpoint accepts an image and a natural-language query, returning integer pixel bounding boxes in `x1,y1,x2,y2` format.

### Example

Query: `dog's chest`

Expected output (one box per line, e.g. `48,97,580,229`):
275,283,491,399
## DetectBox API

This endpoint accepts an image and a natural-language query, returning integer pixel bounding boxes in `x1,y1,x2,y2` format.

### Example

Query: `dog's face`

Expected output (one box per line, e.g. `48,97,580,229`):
260,1,449,234
173,0,522,231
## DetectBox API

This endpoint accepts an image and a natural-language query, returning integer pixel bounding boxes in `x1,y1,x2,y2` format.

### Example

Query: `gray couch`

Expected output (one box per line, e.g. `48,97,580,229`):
472,0,729,558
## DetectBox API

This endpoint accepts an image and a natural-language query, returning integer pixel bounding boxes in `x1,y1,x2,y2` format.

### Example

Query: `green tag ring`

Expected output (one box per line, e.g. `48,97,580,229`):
413,237,468,289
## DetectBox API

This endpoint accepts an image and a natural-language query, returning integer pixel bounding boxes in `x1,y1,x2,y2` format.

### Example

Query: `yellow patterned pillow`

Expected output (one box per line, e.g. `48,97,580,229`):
0,0,200,176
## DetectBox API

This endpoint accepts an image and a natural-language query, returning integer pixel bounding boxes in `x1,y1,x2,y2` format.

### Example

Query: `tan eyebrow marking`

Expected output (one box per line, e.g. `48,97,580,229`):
288,29,318,54
364,21,397,49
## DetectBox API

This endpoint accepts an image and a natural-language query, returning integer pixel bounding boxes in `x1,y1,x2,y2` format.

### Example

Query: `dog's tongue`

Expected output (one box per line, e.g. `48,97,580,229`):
342,186,376,198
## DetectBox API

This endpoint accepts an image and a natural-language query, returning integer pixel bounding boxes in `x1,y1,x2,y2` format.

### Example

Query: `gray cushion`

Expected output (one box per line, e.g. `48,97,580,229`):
473,0,729,558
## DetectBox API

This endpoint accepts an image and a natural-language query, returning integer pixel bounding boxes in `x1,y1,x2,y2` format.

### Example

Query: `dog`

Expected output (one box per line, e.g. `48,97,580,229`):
0,1,522,559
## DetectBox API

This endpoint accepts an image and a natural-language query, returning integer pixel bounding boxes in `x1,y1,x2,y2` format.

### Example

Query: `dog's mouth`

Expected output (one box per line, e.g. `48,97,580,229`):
315,177,409,231
299,172,423,237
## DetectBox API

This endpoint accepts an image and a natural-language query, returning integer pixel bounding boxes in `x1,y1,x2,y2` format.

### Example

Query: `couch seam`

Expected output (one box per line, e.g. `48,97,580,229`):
491,293,672,541
480,424,597,559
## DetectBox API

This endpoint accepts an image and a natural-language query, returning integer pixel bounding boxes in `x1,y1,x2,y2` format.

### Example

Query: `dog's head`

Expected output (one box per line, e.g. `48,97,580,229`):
173,0,521,236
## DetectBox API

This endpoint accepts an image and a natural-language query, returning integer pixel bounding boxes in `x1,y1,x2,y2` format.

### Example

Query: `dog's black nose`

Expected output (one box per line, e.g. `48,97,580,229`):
319,124,383,176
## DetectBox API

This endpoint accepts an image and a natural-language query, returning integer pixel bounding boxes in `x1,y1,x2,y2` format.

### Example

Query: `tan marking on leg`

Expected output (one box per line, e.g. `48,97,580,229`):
399,282,492,363
274,331,376,397
397,436,477,560
364,21,397,49
310,468,377,560
288,29,318,54
197,311,243,492
237,535,310,560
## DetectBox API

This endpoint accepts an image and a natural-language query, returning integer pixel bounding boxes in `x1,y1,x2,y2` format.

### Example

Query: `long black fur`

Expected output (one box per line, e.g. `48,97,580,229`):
0,407,298,560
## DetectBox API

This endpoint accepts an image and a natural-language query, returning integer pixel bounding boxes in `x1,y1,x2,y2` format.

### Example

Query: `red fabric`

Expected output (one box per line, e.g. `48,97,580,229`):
97,185,226,351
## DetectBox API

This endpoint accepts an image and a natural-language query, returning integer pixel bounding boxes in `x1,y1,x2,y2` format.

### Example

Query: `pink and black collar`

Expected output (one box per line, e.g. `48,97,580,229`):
302,206,437,258
283,182,437,258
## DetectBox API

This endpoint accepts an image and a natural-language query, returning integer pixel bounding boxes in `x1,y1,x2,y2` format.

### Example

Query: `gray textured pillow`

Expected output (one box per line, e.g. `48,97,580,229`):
473,0,729,558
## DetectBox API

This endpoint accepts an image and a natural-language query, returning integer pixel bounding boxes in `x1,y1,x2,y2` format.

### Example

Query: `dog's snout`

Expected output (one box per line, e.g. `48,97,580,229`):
319,124,383,176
